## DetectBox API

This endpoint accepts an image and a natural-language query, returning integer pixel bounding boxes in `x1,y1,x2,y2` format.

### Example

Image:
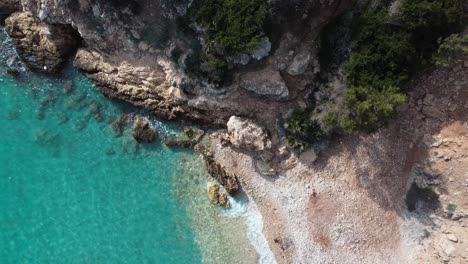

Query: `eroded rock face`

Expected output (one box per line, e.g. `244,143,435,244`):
240,69,289,101
132,117,155,143
287,49,311,76
74,48,226,125
202,156,239,195
0,0,20,16
207,181,230,208
5,12,78,73
227,116,271,151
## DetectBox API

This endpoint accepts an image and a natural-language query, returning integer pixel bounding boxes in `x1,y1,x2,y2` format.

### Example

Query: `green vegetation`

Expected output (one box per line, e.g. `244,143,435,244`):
336,0,464,133
433,33,468,66
339,86,406,133
400,0,465,64
193,0,269,53
345,11,417,88
185,0,270,84
285,111,324,151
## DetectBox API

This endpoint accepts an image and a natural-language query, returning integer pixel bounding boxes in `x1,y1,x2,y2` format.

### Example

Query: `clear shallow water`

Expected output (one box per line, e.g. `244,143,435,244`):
0,27,264,264
0,57,204,263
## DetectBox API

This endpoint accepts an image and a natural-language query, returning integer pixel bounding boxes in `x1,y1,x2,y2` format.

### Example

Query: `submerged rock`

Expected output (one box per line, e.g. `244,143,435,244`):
132,117,155,143
6,68,20,77
184,127,205,141
207,181,231,208
63,80,74,94
163,127,205,148
227,116,271,151
5,12,78,73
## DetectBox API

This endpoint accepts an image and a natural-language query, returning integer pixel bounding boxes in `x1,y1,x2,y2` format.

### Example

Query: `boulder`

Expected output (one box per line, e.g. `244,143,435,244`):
132,117,155,143
207,181,231,208
162,127,204,148
202,157,239,195
299,148,317,164
287,49,311,76
227,116,271,151
184,127,205,141
5,12,78,73
240,69,289,101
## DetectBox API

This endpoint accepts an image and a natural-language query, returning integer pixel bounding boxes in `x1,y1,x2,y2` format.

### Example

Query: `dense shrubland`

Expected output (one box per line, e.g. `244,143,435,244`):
182,0,270,84
286,0,465,148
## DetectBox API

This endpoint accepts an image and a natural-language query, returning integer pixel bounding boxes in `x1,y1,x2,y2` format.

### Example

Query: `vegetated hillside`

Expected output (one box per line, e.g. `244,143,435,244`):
285,0,466,151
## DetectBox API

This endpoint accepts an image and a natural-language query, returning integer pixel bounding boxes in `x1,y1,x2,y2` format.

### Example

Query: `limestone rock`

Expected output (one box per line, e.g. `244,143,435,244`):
284,155,298,170
438,238,456,258
249,37,272,60
132,117,155,143
5,12,78,73
162,127,204,148
299,149,318,164
207,181,231,208
287,49,311,76
447,234,458,243
202,157,239,195
184,127,205,141
227,116,271,151
240,69,289,101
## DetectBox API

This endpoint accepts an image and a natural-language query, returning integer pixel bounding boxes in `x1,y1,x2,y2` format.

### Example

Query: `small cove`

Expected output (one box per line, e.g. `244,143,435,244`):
0,28,261,264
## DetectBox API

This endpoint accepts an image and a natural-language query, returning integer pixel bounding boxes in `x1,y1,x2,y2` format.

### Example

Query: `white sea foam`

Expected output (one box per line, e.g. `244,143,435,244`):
223,193,277,264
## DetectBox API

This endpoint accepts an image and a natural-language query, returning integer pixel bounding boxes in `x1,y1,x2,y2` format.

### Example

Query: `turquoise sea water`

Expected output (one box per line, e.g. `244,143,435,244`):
0,37,204,263
0,27,261,264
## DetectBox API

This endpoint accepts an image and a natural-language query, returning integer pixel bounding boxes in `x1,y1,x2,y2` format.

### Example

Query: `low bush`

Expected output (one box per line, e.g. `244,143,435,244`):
338,0,464,133
339,86,406,133
285,111,324,151
185,0,270,84
433,33,468,66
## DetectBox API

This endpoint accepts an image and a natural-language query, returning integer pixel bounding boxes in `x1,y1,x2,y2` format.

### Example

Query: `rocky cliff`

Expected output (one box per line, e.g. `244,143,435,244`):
2,0,350,127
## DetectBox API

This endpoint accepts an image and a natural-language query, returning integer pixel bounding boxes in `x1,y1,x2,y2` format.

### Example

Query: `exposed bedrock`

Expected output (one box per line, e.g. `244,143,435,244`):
10,0,351,129
5,11,78,73
207,181,231,208
0,0,21,17
227,116,272,151
73,48,229,125
132,117,156,143
202,156,239,195
240,69,289,101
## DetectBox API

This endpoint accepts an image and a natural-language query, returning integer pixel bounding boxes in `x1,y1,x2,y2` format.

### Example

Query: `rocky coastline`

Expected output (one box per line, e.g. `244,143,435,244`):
1,0,467,263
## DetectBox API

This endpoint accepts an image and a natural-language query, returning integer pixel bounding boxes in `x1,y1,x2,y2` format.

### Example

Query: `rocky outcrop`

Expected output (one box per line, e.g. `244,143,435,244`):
0,0,20,16
74,48,226,125
5,12,78,73
202,156,239,195
227,116,272,151
162,127,204,148
240,69,289,101
287,49,311,76
132,117,156,143
207,181,231,208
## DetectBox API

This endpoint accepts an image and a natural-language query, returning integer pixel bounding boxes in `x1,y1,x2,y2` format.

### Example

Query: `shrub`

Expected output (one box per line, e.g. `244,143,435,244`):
433,33,468,66
400,0,465,64
192,0,269,54
285,111,324,150
339,86,406,133
185,0,270,84
338,0,463,133
345,11,417,88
